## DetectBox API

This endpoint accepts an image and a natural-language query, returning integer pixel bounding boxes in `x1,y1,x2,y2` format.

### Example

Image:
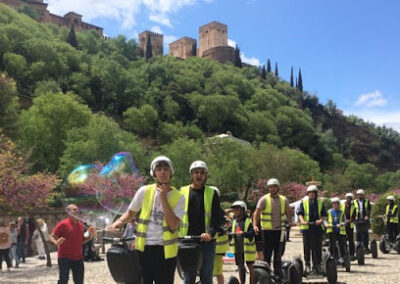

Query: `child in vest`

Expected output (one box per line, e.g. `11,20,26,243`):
230,201,256,284
327,197,346,264
385,195,399,243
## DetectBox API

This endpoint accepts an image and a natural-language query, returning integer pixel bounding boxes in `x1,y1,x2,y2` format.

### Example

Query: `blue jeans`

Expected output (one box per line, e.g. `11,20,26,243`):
16,242,25,262
184,240,216,284
58,258,84,284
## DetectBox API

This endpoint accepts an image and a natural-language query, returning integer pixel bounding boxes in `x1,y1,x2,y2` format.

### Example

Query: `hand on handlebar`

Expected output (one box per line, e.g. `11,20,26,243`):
254,225,260,235
200,233,212,242
109,220,123,231
315,219,323,226
235,230,244,236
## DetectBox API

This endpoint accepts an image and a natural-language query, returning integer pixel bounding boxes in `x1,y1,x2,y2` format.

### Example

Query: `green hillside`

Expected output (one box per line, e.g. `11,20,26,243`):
1,3,400,198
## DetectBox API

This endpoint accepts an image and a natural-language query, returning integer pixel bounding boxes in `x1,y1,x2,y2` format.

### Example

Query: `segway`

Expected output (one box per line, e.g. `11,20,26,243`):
176,235,203,284
380,233,400,254
326,222,351,272
103,236,142,284
301,222,337,284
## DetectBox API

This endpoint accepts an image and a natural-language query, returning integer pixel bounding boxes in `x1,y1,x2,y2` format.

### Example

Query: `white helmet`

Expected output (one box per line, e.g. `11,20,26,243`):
386,195,395,201
189,160,208,174
356,189,365,195
150,156,174,177
231,200,247,212
345,193,354,199
331,197,341,203
307,185,318,192
210,186,220,196
267,178,280,187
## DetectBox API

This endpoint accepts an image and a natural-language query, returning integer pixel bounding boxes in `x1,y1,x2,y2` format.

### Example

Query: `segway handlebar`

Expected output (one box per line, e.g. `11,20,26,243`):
102,236,136,244
179,235,202,241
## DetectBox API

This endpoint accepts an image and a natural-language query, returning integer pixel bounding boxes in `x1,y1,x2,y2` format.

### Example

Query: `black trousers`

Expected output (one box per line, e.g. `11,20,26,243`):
355,222,369,248
345,226,355,256
302,229,322,268
387,223,399,243
138,245,177,284
58,258,84,284
328,233,346,259
0,248,11,269
262,230,283,277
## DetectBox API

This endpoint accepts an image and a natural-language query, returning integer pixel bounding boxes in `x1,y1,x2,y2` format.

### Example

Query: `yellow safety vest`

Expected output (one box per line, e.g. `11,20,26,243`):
135,184,183,259
215,232,230,254
353,199,370,218
179,185,214,237
300,198,323,230
386,205,399,224
341,203,355,229
326,209,346,235
261,193,286,230
231,218,257,262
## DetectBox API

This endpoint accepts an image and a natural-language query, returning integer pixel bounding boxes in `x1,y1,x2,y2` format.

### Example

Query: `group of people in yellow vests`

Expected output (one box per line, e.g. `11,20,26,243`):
110,155,399,284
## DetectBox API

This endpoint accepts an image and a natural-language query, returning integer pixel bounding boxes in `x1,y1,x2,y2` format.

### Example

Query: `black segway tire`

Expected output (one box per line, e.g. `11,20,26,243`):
356,245,365,265
106,245,142,284
289,263,302,284
379,239,389,254
395,240,400,254
371,240,378,258
227,276,240,284
293,257,304,280
344,252,351,272
326,258,338,284
254,261,273,284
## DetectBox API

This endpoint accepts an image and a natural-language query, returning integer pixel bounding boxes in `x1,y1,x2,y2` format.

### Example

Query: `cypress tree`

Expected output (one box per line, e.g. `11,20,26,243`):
145,32,153,59
267,59,271,73
66,24,78,48
298,68,303,92
234,45,242,68
290,67,294,87
274,62,279,77
261,65,266,79
295,77,298,88
192,42,197,56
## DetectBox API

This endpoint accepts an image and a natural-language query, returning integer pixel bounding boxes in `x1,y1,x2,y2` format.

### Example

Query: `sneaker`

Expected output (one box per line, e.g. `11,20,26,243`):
351,255,357,261
305,265,312,274
338,257,344,265
316,265,324,275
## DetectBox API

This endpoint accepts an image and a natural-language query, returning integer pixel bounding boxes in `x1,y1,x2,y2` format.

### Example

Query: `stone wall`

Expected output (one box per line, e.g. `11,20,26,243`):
202,45,234,64
169,37,196,59
198,21,228,57
138,30,164,57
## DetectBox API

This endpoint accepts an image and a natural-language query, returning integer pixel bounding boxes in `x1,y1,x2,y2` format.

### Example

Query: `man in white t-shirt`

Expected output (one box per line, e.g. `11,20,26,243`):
110,156,185,284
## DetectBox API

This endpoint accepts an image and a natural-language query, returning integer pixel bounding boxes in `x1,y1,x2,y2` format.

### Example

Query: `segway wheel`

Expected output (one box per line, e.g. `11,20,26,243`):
371,240,378,258
344,251,351,272
227,276,240,284
289,264,302,284
326,258,337,284
254,267,273,284
395,240,400,254
356,245,365,265
379,239,389,254
293,258,304,281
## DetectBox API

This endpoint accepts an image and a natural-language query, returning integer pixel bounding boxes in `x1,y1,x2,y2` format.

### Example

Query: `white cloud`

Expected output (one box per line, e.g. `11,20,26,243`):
228,38,237,48
354,90,388,108
150,25,163,34
240,52,261,66
46,0,205,31
164,35,178,45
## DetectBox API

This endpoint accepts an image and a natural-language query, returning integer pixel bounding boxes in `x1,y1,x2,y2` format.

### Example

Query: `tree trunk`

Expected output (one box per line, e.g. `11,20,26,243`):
29,213,52,267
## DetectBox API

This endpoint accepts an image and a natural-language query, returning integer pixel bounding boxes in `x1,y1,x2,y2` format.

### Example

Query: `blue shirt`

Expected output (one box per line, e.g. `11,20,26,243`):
331,209,341,234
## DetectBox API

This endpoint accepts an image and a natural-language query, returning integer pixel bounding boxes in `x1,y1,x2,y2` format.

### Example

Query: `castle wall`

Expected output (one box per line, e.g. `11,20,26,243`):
202,46,234,64
169,37,196,59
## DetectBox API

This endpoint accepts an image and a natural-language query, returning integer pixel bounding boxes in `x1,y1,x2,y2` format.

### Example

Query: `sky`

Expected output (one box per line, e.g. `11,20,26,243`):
45,0,400,131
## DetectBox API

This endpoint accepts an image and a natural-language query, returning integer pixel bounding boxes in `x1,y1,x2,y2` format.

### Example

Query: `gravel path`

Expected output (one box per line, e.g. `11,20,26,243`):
1,230,399,284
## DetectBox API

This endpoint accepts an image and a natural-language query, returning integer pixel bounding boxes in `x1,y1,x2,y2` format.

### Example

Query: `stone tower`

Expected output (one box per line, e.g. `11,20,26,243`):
169,37,197,59
138,30,164,57
198,21,228,57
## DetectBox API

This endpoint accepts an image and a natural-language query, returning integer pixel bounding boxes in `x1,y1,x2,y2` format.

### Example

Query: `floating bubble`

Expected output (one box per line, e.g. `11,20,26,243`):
99,152,138,178
67,164,95,186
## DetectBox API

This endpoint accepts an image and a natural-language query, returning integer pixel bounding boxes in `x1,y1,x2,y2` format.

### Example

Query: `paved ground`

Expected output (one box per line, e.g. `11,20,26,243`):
1,230,400,284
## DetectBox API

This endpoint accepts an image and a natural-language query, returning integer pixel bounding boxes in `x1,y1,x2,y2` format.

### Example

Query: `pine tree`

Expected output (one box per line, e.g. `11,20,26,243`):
66,25,78,48
145,32,153,60
290,67,294,87
274,62,279,77
234,45,242,68
261,65,266,79
267,59,271,73
297,68,303,92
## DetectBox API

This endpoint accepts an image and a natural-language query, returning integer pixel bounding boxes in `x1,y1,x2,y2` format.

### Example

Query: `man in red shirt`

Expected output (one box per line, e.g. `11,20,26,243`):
50,204,96,284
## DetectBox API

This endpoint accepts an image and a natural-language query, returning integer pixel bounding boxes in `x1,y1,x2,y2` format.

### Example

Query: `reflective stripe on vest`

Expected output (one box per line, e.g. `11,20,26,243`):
353,199,369,218
386,205,399,224
179,185,214,236
326,209,346,235
340,203,355,229
261,194,286,230
135,184,182,259
231,219,257,262
215,232,229,254
300,198,323,230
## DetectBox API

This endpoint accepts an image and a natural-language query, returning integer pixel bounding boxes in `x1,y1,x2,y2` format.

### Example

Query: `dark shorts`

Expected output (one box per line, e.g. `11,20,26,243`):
255,233,264,252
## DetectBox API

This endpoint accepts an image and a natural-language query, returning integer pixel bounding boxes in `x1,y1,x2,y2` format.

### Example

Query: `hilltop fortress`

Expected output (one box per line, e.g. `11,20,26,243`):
139,21,235,64
0,0,103,36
